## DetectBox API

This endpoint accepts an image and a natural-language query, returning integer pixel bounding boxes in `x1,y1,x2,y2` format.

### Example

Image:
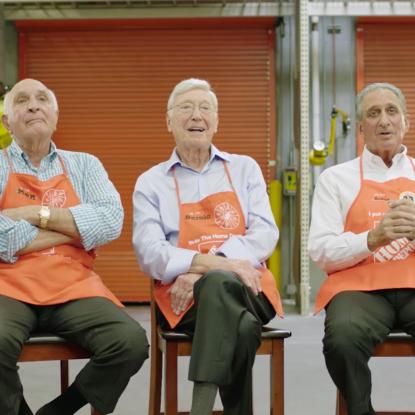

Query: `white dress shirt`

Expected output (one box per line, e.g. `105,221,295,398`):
308,145,415,274
132,145,279,283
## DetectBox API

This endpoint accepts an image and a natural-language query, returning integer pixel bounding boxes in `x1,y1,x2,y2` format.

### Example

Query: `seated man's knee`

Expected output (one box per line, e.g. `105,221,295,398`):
103,322,149,372
238,312,261,349
323,316,371,357
0,328,23,362
125,324,149,367
197,270,241,296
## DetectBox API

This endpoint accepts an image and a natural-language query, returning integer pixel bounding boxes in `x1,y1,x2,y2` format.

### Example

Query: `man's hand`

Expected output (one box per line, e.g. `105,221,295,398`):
189,254,262,296
169,273,203,315
368,199,415,250
225,259,262,295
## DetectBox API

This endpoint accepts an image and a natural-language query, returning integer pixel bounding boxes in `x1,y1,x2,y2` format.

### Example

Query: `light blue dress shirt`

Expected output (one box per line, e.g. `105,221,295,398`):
132,145,279,283
0,140,123,263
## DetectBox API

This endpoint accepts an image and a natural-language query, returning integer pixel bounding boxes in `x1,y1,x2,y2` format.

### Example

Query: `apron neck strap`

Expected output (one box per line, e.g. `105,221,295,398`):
172,160,235,206
3,148,68,176
3,148,13,172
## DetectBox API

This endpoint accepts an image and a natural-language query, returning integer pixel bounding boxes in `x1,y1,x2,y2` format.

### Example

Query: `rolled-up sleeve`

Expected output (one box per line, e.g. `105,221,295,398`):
69,155,123,250
132,175,198,283
217,158,279,266
0,215,39,263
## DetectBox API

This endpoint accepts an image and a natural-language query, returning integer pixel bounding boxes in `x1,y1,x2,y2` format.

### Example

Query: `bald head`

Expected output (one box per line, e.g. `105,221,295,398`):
1,78,59,145
3,79,59,117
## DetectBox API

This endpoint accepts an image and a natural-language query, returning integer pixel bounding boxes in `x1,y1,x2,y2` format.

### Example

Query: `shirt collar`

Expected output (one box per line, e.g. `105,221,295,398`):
164,144,230,173
8,139,58,164
363,145,407,169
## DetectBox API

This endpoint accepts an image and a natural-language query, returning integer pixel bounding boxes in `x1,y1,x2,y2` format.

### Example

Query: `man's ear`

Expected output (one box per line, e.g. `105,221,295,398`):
1,114,10,131
166,113,172,133
404,116,410,133
53,110,59,132
357,121,363,134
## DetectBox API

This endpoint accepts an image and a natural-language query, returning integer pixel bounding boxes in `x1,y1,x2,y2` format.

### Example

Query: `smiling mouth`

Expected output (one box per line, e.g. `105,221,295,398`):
188,127,205,132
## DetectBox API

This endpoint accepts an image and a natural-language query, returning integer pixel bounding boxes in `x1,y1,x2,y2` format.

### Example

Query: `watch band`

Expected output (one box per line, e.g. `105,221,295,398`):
38,206,51,229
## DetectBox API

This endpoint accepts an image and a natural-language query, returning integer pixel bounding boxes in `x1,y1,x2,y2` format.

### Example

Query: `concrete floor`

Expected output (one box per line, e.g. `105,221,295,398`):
20,305,415,414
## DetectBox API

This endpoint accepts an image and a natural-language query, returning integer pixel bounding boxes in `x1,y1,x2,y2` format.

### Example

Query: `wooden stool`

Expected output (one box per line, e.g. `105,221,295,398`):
148,287,292,415
336,331,415,415
20,333,101,415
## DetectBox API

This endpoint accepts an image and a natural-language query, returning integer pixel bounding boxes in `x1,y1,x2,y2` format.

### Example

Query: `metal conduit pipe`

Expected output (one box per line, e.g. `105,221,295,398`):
295,0,311,315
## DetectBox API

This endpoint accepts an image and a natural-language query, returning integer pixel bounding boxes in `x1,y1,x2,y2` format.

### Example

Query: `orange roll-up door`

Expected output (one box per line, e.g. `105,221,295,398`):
17,18,277,302
356,18,415,155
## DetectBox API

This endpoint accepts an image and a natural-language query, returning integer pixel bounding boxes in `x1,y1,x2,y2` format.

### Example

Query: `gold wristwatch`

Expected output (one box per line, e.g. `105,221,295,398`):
38,206,51,229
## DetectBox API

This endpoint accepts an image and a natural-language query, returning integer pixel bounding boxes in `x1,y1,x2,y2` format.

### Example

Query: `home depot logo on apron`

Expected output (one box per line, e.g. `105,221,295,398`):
155,161,282,328
0,149,122,307
315,157,415,313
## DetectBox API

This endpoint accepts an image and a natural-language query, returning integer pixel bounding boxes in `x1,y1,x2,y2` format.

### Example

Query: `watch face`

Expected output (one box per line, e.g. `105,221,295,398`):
40,206,50,219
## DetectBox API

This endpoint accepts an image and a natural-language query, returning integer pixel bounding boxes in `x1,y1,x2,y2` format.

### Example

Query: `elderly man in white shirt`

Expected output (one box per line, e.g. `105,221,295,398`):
309,82,415,415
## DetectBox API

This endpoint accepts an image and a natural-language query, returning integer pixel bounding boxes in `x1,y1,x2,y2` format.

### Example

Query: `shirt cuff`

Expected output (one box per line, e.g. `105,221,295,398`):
69,205,96,250
217,237,261,268
163,248,199,284
349,230,372,257
8,221,38,263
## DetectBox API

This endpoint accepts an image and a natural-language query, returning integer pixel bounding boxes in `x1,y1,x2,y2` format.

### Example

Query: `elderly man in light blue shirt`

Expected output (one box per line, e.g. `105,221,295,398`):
133,78,281,415
0,78,148,415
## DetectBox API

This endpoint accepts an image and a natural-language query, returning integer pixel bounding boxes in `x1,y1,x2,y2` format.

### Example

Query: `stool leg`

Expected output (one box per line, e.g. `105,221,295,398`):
270,339,284,415
60,360,69,393
149,336,163,415
336,390,347,415
165,341,179,415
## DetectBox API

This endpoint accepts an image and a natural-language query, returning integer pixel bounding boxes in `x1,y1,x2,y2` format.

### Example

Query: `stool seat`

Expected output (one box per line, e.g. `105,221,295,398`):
20,333,101,415
160,326,291,341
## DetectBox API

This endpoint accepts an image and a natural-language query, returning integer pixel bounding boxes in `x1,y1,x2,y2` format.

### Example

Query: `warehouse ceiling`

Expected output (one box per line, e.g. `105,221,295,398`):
1,0,415,15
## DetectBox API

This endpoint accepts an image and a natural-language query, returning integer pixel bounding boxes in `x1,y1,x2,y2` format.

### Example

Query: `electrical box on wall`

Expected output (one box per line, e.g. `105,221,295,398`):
282,168,297,196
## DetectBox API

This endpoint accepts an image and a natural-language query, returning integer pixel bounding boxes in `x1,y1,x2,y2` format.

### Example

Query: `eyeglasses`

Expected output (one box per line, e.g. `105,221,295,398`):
169,101,216,115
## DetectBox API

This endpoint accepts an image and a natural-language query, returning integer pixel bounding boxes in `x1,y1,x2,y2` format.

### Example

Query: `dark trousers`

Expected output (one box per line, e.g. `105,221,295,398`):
0,295,149,415
323,289,415,415
158,270,276,415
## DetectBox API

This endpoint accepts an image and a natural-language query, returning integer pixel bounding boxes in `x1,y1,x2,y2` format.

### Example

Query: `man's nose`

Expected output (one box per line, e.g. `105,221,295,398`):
191,106,203,119
379,110,391,126
27,97,40,111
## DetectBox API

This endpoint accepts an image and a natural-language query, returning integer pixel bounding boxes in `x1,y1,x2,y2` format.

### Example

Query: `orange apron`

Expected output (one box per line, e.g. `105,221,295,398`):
0,149,122,307
155,161,283,328
315,156,415,313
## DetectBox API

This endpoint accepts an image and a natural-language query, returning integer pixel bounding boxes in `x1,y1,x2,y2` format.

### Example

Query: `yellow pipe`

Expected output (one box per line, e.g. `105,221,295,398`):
0,100,12,149
327,108,337,156
268,180,282,291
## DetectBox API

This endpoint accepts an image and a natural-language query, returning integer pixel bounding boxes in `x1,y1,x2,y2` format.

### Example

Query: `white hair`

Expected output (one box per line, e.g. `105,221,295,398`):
356,82,407,121
167,78,218,111
3,80,59,116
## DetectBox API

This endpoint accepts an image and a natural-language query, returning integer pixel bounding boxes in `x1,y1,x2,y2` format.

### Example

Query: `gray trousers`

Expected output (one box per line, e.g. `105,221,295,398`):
0,295,149,415
324,289,415,415
158,270,276,415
